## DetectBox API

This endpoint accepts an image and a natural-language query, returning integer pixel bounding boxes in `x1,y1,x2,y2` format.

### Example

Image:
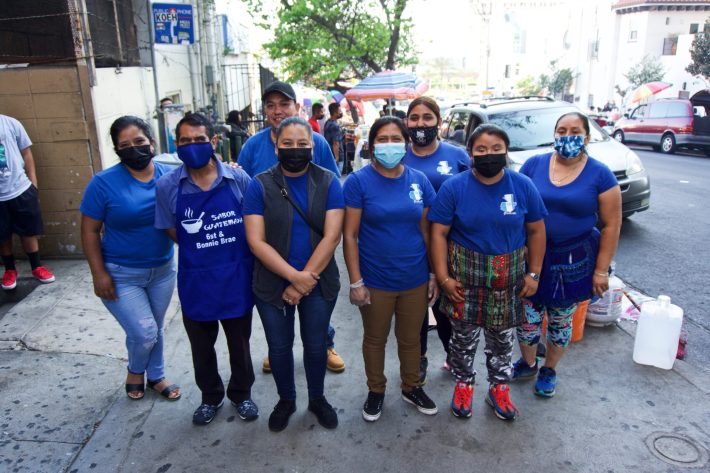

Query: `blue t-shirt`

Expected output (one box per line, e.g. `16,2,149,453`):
80,162,174,268
237,127,340,177
403,141,470,192
428,170,547,255
323,120,344,162
243,171,344,271
343,165,436,291
520,152,618,242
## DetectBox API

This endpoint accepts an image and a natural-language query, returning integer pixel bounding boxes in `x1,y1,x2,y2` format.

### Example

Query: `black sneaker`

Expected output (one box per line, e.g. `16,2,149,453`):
308,397,338,429
268,399,296,432
402,387,438,415
362,391,385,422
192,401,224,425
419,356,429,386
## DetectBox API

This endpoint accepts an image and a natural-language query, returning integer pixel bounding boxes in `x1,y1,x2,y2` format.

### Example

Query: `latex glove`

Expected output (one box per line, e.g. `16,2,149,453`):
349,279,371,306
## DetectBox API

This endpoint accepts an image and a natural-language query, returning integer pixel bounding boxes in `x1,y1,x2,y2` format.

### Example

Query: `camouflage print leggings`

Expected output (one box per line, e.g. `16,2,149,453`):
517,300,577,348
449,318,515,385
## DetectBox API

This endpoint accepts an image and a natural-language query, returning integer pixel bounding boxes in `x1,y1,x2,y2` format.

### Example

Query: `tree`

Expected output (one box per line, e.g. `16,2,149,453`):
687,20,710,80
538,61,575,99
624,55,665,88
515,75,542,96
246,0,417,91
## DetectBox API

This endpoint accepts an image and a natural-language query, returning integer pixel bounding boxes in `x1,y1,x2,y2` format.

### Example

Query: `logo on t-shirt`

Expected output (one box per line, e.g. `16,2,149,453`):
436,161,453,175
500,194,517,215
409,183,423,203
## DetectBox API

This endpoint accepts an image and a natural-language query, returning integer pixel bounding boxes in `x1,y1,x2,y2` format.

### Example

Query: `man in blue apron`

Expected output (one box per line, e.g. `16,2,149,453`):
155,113,258,425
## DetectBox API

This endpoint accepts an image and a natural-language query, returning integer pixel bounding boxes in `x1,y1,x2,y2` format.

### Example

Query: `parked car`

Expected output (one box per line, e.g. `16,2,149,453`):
441,97,650,218
612,98,710,154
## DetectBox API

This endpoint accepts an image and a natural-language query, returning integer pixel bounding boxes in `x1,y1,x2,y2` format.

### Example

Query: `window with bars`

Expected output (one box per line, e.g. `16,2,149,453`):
662,37,678,56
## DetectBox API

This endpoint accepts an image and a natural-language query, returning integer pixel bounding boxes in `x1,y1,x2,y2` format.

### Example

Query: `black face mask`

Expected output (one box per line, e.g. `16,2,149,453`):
408,126,438,147
472,153,507,178
278,147,312,173
116,145,153,171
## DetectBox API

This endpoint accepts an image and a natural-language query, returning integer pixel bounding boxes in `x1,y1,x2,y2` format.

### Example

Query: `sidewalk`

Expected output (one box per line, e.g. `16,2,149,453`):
1,255,709,473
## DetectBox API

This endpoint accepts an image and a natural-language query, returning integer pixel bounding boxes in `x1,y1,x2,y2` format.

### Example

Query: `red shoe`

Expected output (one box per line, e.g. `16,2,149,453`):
451,382,473,418
2,269,17,290
31,266,55,284
486,384,519,420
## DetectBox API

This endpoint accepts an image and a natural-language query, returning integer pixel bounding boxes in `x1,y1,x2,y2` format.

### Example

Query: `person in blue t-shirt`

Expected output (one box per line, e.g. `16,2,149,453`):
323,102,345,173
244,117,343,432
80,116,180,402
343,116,439,423
403,96,471,385
238,81,345,374
429,124,546,422
513,112,621,399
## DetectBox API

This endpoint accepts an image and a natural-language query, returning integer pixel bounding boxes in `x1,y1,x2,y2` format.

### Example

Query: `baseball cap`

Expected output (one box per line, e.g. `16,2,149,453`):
262,81,296,102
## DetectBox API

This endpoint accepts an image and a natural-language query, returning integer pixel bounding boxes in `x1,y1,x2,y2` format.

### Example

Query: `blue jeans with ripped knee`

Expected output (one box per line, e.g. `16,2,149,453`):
101,259,176,381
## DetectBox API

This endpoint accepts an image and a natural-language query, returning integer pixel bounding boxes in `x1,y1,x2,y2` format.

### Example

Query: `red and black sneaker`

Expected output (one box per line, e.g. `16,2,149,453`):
486,384,519,421
451,382,473,418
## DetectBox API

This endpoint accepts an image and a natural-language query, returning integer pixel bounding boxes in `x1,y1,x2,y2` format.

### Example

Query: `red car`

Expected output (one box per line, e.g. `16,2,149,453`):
612,98,710,154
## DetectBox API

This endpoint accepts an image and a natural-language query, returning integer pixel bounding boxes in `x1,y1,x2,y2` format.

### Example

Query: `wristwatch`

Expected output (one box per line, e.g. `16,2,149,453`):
527,272,540,281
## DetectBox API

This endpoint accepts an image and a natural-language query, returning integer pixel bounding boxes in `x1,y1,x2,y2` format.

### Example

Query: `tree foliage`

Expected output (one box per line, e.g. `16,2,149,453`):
539,61,575,99
624,55,665,88
687,20,710,80
246,0,417,91
515,75,542,96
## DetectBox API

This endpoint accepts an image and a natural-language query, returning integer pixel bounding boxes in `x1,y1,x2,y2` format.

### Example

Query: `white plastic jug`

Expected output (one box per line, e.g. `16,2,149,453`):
632,295,683,369
586,275,625,326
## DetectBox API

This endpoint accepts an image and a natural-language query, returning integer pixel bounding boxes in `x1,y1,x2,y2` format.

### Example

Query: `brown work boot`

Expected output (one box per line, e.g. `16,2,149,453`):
262,356,271,373
326,348,345,373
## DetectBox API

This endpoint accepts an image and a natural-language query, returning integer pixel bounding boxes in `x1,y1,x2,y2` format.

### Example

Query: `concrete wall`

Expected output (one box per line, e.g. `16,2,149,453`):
0,65,100,257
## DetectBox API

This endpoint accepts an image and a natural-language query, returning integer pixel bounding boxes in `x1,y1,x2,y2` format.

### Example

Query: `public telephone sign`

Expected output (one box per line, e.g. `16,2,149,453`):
152,3,194,44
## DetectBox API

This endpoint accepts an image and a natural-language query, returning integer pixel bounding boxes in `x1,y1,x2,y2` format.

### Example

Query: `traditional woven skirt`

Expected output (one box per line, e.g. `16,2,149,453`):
440,240,526,330
530,228,600,307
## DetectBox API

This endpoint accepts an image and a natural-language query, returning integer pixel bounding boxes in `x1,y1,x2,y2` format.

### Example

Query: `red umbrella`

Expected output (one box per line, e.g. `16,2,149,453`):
630,81,672,103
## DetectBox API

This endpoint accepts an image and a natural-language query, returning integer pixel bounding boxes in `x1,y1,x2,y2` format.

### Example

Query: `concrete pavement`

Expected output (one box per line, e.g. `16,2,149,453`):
1,255,709,473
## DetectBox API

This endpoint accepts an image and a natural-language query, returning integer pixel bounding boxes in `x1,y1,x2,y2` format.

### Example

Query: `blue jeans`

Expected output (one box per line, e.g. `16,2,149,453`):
256,292,336,401
327,324,335,349
102,259,176,381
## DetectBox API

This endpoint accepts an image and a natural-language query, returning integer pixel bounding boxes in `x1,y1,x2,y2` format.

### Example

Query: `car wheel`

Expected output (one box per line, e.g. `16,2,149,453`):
613,130,624,143
660,133,676,154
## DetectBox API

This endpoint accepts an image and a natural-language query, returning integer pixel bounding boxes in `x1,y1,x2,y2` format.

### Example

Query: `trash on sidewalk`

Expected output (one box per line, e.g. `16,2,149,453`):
619,290,655,321
586,275,624,326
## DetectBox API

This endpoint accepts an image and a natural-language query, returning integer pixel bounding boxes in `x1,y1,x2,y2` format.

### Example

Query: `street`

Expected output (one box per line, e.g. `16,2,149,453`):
615,146,710,371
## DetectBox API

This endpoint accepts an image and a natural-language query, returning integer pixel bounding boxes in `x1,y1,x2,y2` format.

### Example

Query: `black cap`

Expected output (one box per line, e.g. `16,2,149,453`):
262,81,296,102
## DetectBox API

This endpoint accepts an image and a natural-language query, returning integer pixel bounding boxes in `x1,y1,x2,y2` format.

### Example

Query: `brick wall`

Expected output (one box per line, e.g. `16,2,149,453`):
0,65,100,257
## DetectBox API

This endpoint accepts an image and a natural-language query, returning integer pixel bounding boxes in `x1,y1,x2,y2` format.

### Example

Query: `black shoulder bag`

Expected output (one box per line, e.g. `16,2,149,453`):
269,170,324,237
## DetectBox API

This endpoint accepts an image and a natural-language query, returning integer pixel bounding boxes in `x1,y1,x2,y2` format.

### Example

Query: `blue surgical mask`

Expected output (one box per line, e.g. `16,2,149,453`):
373,142,406,169
554,135,585,159
177,142,214,169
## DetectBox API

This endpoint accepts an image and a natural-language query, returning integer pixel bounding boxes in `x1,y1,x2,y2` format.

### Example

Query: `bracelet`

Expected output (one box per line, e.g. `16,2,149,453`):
350,279,365,289
440,277,451,286
594,272,609,278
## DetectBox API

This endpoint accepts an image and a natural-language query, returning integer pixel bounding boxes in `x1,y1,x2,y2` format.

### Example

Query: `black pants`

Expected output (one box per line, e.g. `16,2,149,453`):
182,312,255,405
420,298,452,358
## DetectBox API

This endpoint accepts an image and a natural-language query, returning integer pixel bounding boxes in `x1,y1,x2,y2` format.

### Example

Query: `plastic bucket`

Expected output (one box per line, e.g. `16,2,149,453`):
541,300,590,343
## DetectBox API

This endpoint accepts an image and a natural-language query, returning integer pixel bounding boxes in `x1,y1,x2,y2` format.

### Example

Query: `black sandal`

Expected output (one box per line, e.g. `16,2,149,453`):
147,378,181,401
125,383,145,400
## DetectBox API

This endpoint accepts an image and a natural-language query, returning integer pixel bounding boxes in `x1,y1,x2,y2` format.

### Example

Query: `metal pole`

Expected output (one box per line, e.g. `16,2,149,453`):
146,1,166,153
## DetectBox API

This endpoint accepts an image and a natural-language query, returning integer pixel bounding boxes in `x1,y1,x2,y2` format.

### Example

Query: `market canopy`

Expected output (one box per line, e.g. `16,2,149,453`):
344,70,429,101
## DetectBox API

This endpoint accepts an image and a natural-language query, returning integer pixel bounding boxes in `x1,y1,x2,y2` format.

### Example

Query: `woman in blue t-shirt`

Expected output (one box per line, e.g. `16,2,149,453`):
243,117,343,432
403,96,470,385
80,116,180,401
429,124,547,421
343,116,439,423
513,112,621,398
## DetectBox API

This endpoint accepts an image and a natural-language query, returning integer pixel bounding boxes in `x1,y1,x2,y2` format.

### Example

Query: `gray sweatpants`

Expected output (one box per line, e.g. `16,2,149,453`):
449,318,515,385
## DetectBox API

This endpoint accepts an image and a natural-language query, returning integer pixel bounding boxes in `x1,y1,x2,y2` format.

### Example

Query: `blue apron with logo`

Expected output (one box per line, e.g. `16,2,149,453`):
175,179,254,321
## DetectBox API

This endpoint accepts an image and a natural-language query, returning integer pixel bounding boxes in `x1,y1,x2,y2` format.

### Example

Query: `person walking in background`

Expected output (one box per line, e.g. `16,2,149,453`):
81,116,180,402
403,96,470,385
244,117,343,432
309,103,324,134
323,103,345,173
429,124,546,421
238,80,345,374
155,113,258,426
513,112,621,398
343,116,439,423
0,113,55,291
225,110,250,162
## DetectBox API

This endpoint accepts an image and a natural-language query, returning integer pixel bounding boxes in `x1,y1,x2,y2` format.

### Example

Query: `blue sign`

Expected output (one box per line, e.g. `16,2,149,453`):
152,3,194,45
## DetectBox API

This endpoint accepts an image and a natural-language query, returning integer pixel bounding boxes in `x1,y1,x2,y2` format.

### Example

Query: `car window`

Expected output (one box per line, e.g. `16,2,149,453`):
667,102,689,118
694,106,707,117
648,103,668,118
446,111,469,145
630,105,647,119
487,108,606,151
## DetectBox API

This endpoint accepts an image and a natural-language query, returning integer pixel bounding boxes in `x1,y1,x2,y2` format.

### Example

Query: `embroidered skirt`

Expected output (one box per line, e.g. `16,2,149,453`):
440,240,526,330
529,228,600,307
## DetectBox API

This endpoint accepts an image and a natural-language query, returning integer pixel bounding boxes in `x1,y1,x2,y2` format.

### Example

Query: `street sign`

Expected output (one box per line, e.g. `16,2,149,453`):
152,3,194,45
